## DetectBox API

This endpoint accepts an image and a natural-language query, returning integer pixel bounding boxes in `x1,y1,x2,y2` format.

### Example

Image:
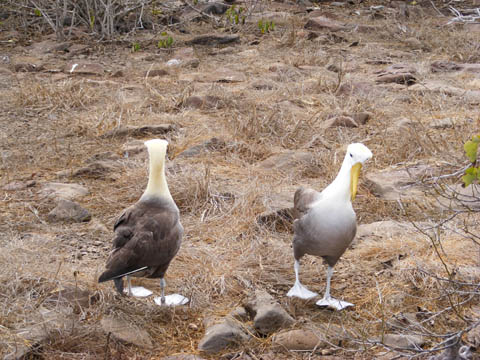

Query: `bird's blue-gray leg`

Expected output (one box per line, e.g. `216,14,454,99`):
287,260,318,299
316,265,353,310
160,278,166,304
154,278,189,306
123,275,153,298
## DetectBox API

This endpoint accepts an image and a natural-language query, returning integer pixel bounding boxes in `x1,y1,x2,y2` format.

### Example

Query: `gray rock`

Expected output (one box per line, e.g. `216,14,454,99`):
56,161,117,179
40,182,89,201
364,164,432,201
64,62,104,76
257,151,314,170
356,221,417,241
304,16,348,32
182,95,225,110
186,34,240,46
229,306,249,322
375,64,417,85
245,290,294,335
44,286,97,313
47,199,91,223
322,115,358,128
101,316,153,349
273,325,343,351
161,355,206,360
122,140,146,158
253,304,295,335
430,118,455,129
382,333,424,349
180,69,246,83
198,318,249,353
5,308,72,360
273,329,325,351
178,137,226,158
146,68,169,77
3,180,36,191
202,2,229,15
256,184,297,229
100,124,176,138
430,60,463,73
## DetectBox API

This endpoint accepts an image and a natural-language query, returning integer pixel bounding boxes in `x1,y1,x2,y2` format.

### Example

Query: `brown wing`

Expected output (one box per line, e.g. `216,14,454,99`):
99,198,183,282
293,187,321,220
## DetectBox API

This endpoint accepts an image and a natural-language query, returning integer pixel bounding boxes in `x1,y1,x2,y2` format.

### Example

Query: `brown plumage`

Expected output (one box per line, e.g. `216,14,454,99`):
98,139,186,305
98,198,183,291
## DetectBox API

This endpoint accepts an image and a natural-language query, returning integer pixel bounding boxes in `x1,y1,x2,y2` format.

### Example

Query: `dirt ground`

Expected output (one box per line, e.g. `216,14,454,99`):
0,0,480,358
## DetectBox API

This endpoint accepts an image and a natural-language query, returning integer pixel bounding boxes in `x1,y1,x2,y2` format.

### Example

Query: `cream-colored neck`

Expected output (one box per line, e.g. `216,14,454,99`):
141,145,173,202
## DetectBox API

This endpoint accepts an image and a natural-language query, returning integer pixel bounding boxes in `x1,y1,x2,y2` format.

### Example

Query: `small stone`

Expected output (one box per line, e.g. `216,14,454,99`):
186,34,240,46
430,60,463,73
161,354,206,360
322,115,358,128
257,151,314,170
40,182,89,201
5,308,71,360
382,334,424,349
57,161,117,179
182,95,224,110
64,62,104,76
351,112,372,125
404,37,422,50
45,286,97,313
430,118,455,129
101,316,153,349
202,2,229,15
2,180,36,191
273,329,325,351
304,16,348,32
198,318,249,353
273,324,344,351
253,304,295,335
229,307,249,322
47,199,91,223
244,290,295,335
100,124,176,138
146,68,169,77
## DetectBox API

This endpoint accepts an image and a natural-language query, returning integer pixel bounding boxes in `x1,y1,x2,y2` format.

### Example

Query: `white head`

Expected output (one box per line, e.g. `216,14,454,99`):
144,139,169,158
345,143,372,201
345,143,373,166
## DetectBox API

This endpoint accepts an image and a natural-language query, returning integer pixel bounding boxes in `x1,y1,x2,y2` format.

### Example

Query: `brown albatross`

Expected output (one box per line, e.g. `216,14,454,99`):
98,139,188,306
287,143,372,310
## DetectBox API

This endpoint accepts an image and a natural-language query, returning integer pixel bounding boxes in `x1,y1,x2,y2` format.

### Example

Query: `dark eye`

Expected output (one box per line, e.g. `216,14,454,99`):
350,153,353,158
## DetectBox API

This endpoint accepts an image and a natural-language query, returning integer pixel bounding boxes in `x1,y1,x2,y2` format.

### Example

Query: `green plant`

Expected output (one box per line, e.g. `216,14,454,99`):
258,19,275,34
158,32,174,48
225,5,245,25
34,8,42,17
131,42,141,52
462,134,480,186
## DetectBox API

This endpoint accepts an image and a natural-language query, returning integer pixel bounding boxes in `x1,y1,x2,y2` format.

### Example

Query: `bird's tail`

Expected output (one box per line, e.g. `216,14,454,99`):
98,266,149,283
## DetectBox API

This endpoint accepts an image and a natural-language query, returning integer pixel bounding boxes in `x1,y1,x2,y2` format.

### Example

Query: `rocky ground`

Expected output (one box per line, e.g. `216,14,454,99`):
0,0,480,359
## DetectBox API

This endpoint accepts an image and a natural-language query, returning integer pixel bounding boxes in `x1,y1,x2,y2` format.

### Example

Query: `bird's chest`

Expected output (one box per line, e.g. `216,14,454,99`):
303,203,356,245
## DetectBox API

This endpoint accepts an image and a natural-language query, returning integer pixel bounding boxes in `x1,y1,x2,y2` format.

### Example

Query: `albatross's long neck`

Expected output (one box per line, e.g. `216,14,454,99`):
141,150,173,202
322,155,352,203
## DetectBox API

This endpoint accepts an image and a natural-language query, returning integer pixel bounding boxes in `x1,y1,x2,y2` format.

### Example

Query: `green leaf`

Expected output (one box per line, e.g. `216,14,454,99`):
161,31,167,36
462,167,478,187
464,140,478,163
34,8,41,17
167,36,173,47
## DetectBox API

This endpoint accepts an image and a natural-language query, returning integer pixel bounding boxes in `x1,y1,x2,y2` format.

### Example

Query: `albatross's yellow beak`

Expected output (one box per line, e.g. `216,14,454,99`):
350,163,362,201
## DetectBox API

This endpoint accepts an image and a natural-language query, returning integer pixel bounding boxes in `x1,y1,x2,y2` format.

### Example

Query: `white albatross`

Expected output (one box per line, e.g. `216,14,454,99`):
287,143,372,310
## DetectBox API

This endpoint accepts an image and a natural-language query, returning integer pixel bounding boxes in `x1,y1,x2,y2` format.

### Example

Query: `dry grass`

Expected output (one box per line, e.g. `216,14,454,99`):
1,1,480,358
